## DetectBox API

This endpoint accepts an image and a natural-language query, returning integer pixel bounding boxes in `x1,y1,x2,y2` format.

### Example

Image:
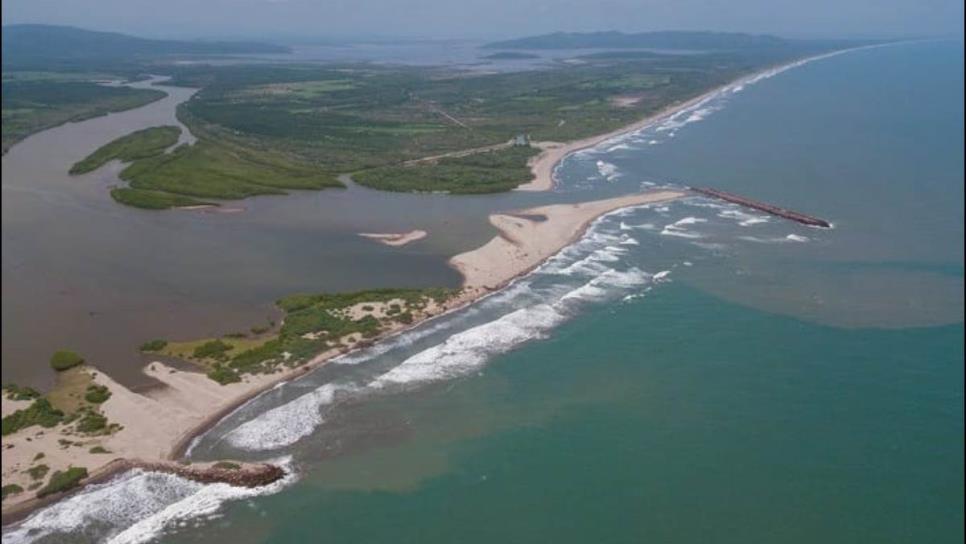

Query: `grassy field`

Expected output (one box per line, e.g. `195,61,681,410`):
109,188,212,210
118,138,343,202
6,45,825,204
353,145,539,193
151,48,797,197
70,125,181,174
1,74,166,154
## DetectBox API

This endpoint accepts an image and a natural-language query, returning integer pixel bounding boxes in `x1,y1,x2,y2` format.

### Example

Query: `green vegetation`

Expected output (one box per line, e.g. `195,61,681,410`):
109,188,211,210
45,366,94,414
1,399,64,436
213,461,242,470
152,49,797,201
36,466,88,498
353,145,539,193
49,350,84,371
84,384,111,404
2,484,24,501
112,139,341,207
26,464,50,481
75,410,109,434
2,366,119,439
2,77,165,153
89,446,110,454
2,383,41,401
192,339,232,360
139,339,168,352
166,287,456,383
206,364,241,385
69,125,181,174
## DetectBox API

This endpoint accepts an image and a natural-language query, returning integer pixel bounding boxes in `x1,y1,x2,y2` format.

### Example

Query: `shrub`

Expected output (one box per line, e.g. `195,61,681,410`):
207,364,240,385
1,484,24,501
84,384,112,404
193,339,231,360
2,384,41,401
89,446,110,454
36,467,87,498
1,399,64,436
139,339,168,352
49,350,84,371
26,464,49,480
75,411,108,434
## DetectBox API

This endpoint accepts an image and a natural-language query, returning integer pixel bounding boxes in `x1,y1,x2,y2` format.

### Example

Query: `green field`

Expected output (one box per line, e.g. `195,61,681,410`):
5,43,827,203
118,138,342,202
353,145,539,193
142,51,773,199
70,125,181,174
1,75,166,154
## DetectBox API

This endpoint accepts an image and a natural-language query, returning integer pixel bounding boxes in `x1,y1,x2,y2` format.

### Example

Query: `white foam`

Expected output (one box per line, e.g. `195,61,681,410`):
595,160,621,181
371,303,566,388
718,209,770,227
660,225,703,239
672,216,707,226
606,143,633,152
225,384,351,450
739,234,809,244
2,459,296,544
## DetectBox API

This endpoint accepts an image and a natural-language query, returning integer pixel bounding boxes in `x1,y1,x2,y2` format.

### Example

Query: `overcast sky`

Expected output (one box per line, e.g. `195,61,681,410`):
3,0,964,41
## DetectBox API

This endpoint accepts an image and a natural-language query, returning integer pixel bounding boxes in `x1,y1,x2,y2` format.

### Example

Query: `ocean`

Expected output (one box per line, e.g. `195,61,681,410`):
3,40,962,544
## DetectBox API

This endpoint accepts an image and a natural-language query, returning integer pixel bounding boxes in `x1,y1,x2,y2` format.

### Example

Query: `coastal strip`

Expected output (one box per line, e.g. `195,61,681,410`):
516,46,870,193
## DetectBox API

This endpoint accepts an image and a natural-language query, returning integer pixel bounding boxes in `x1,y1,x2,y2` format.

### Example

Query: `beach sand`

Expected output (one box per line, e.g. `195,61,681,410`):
451,191,685,289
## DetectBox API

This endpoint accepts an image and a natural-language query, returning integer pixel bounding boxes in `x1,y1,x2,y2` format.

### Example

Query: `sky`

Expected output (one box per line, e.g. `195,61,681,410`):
3,0,964,41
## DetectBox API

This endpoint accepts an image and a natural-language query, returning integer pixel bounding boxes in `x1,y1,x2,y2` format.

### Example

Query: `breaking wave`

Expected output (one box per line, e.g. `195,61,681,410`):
2,458,296,544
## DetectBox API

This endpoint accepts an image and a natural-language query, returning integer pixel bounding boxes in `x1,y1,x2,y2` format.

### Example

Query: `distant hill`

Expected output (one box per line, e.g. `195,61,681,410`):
481,52,541,60
484,31,787,50
2,24,290,66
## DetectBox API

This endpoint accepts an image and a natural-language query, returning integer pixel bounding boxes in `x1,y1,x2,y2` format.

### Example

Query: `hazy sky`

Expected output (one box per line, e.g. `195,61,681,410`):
3,0,964,41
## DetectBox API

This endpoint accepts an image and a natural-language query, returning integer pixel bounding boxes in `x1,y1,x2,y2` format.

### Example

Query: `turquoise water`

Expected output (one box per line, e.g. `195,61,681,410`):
4,41,962,543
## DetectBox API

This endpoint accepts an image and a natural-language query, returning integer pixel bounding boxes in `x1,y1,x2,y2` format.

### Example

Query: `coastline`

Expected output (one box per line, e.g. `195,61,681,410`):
1,49,849,525
516,47,865,192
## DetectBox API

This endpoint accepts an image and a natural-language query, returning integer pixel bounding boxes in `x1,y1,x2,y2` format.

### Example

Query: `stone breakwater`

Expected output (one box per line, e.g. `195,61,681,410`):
129,460,286,488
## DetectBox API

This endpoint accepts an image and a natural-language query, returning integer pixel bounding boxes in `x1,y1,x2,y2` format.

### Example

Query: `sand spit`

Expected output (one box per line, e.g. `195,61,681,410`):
359,230,428,246
451,190,684,289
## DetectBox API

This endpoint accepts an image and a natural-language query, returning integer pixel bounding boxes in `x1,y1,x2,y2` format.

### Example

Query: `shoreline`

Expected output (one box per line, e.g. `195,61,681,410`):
1,49,852,526
516,47,864,192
